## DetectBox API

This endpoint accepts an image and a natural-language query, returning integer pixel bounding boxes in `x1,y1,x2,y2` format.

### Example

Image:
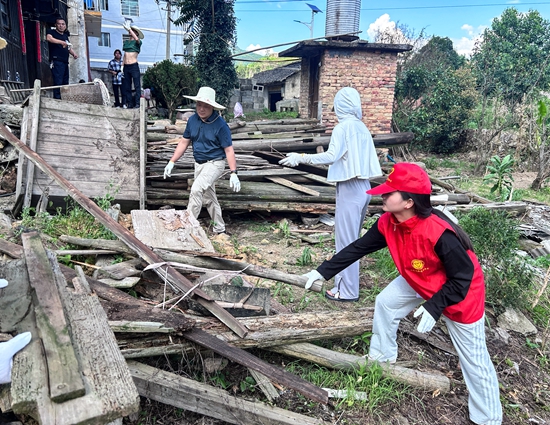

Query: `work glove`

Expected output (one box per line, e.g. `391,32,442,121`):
279,152,311,167
122,20,132,31
163,161,174,179
302,269,323,290
229,173,241,192
0,279,7,288
0,332,32,384
413,306,436,334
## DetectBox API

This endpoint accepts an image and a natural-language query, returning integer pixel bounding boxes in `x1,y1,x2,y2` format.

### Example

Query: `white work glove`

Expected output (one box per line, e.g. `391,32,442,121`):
229,173,241,192
302,269,323,290
163,161,174,179
0,279,7,288
0,332,32,384
122,20,132,31
413,306,436,333
279,152,311,167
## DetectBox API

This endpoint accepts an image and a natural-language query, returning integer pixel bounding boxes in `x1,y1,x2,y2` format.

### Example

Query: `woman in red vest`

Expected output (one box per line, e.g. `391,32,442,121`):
304,162,502,425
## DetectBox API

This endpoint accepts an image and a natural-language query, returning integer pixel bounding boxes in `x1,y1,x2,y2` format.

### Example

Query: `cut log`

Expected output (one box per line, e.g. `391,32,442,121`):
153,249,325,293
21,232,86,403
118,308,375,358
268,343,450,394
128,361,328,425
59,235,135,254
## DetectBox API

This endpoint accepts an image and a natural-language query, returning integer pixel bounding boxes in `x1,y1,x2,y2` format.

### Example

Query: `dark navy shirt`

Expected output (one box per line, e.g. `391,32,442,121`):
183,112,232,163
48,29,70,63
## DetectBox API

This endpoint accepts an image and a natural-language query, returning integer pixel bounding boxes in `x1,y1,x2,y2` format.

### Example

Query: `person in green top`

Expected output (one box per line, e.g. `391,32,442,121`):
121,21,143,109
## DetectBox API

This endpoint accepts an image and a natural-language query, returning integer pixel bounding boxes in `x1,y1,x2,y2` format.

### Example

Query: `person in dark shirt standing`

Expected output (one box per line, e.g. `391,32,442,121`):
46,18,78,99
121,22,143,108
162,87,241,234
303,162,502,425
108,49,124,108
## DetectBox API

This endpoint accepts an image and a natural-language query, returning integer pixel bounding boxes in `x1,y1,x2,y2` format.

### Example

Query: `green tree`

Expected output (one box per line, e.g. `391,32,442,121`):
472,8,550,109
142,60,198,122
470,8,550,173
173,0,238,107
393,37,476,153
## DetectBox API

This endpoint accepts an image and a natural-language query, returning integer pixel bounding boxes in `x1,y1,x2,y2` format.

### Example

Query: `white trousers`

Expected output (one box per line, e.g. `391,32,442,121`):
330,178,372,299
187,160,226,233
370,275,502,425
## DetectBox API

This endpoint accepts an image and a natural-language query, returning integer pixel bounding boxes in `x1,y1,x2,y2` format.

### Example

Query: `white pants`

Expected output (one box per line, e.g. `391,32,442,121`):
370,275,502,425
330,178,372,299
187,160,226,233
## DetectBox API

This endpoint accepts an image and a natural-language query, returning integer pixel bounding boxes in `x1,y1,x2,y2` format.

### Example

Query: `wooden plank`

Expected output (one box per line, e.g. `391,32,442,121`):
14,104,29,206
248,369,280,401
10,257,140,424
21,232,86,403
269,343,450,394
23,80,41,209
0,237,23,258
139,98,147,209
0,122,248,338
265,176,321,196
128,361,328,425
253,151,328,177
182,328,329,404
131,209,214,253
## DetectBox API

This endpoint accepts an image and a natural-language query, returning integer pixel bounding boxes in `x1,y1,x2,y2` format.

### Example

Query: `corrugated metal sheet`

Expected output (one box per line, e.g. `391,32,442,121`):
325,0,361,38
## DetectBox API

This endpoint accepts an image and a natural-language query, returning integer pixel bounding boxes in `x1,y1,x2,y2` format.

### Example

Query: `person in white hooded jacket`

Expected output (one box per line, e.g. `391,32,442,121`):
279,87,382,301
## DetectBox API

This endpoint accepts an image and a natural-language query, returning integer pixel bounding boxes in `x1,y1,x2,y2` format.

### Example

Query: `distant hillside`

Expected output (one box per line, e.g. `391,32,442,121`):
232,46,263,62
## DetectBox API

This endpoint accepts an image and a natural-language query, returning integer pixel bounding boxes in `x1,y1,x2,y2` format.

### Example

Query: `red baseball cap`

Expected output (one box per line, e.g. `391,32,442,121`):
367,163,432,195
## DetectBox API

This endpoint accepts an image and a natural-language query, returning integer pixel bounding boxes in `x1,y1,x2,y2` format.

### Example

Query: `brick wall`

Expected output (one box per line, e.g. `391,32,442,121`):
299,57,311,119
317,48,398,134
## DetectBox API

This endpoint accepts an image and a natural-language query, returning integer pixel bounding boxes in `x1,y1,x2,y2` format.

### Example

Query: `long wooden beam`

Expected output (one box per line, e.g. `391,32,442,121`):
0,124,248,338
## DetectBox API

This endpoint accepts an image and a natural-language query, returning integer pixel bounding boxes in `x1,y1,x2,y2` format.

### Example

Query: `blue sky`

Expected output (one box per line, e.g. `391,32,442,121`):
234,0,550,56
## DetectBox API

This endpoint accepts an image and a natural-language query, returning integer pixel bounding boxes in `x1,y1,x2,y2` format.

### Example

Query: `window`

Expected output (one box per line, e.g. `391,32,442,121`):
0,0,10,30
121,0,139,16
98,32,111,47
98,0,108,11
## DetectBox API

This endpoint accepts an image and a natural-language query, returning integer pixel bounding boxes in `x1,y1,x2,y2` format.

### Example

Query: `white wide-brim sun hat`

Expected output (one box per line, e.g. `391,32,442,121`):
131,26,144,40
183,87,226,110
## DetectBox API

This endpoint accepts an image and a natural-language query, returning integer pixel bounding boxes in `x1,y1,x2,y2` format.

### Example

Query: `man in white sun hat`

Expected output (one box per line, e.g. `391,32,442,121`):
121,20,144,108
163,87,241,234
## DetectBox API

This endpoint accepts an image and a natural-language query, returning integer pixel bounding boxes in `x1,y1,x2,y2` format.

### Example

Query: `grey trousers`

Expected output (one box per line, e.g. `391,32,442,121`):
329,178,372,299
370,275,502,425
188,160,226,233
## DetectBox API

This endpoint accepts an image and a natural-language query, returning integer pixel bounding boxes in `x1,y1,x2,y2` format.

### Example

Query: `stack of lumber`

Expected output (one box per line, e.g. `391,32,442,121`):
145,119,420,213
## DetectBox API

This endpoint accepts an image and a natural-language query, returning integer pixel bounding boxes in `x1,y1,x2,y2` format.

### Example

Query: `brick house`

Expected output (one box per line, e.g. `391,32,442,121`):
279,40,412,134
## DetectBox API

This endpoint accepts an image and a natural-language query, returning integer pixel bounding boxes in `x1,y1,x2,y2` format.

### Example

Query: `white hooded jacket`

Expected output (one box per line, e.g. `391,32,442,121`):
308,87,382,182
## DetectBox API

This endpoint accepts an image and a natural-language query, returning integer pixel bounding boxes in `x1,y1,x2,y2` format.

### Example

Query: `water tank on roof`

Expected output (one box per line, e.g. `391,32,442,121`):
325,0,361,40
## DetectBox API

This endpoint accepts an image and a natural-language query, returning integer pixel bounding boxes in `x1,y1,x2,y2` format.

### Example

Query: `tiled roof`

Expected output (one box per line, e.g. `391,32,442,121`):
253,63,300,85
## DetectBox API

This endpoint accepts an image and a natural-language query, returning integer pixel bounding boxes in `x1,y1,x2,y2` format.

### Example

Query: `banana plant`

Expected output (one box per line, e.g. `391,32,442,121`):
483,154,515,201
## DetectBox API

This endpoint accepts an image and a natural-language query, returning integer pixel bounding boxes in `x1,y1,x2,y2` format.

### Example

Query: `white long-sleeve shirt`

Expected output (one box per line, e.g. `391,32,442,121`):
308,87,382,182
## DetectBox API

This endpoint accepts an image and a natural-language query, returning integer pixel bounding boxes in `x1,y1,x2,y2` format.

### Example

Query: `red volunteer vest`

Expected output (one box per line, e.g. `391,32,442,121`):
378,213,485,324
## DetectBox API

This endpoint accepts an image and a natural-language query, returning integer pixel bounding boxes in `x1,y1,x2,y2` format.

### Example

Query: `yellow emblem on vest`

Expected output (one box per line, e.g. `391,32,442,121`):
411,259,425,271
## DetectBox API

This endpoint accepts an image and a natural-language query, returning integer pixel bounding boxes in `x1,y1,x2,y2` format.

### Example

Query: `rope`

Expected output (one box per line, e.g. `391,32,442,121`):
93,78,111,107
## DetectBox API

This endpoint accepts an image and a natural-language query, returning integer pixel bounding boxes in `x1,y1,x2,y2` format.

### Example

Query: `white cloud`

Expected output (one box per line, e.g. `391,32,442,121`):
507,0,520,4
246,44,275,56
452,24,486,57
367,14,410,44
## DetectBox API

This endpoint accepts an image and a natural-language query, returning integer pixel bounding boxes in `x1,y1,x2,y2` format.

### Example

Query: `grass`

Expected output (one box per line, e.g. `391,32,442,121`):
285,360,407,413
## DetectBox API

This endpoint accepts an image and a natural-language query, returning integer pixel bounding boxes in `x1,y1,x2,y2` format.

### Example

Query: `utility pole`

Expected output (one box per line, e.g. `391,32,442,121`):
165,0,171,59
294,3,322,39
